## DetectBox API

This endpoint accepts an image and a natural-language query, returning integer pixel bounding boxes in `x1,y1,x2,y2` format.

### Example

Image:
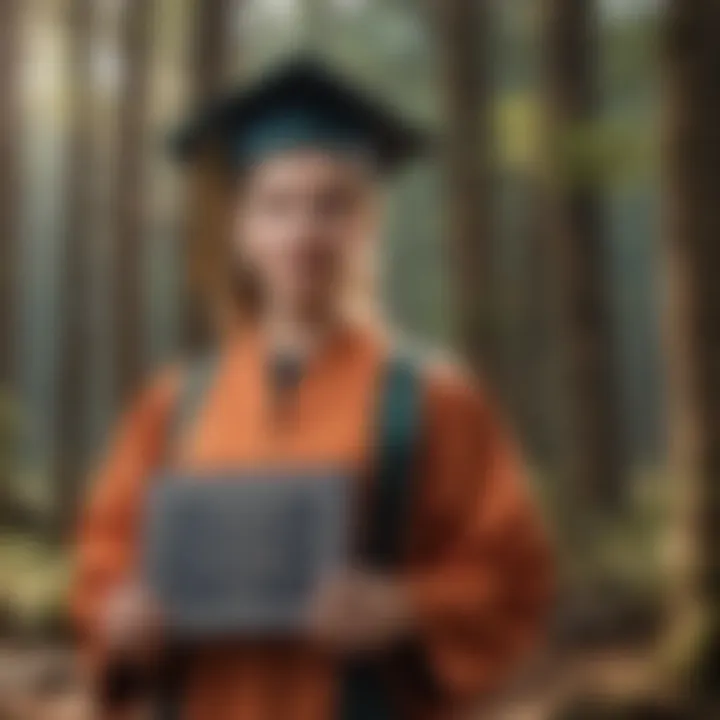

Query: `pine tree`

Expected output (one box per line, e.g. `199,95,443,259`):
181,0,238,350
56,0,95,533
662,0,720,706
433,0,499,386
113,0,154,404
0,1,23,390
543,0,623,508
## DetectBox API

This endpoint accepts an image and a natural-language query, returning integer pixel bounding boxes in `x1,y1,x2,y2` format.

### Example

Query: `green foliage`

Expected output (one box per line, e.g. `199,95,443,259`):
555,117,658,188
0,534,71,637
0,391,22,484
494,95,659,186
496,93,542,171
536,465,668,597
0,398,63,630
0,392,52,530
603,11,660,103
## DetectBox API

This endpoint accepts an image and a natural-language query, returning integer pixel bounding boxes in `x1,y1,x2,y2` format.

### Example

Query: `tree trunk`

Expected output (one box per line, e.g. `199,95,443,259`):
0,0,22,391
190,0,235,103
662,0,720,703
515,174,565,469
433,0,500,387
114,0,154,405
543,0,623,509
181,0,238,351
56,0,95,535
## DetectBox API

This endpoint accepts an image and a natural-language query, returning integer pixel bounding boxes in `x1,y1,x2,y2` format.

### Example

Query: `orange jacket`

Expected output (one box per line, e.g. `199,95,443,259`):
72,326,553,720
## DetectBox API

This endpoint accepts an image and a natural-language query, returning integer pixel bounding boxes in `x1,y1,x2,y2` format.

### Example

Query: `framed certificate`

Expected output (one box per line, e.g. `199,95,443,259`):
142,470,351,638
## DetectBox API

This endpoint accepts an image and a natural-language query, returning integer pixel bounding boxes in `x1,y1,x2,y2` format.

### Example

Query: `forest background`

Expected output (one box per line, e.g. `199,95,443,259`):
2,1,718,718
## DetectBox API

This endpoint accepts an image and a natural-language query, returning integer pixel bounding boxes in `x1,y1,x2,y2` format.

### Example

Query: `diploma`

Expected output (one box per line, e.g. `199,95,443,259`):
143,470,351,638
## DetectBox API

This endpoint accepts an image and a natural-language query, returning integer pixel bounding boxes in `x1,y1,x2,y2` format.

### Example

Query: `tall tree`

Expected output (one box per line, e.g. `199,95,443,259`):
182,0,238,350
191,0,235,101
662,0,720,703
433,0,500,386
114,0,154,404
513,174,564,468
56,0,95,533
0,0,22,391
543,0,623,508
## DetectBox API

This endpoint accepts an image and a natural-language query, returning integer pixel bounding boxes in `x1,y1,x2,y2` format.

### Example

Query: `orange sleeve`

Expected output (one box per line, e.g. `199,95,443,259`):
406,364,554,704
70,368,180,669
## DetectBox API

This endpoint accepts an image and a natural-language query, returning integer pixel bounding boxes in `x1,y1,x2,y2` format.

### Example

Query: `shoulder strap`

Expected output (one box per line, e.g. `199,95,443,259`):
364,352,423,569
341,352,423,720
166,353,219,460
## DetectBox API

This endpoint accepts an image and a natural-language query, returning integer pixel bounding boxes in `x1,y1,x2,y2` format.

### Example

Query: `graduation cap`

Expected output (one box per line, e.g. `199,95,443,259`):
171,56,430,174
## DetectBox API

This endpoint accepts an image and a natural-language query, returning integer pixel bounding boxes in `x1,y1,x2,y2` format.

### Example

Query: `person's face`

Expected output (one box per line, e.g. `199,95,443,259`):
235,149,379,319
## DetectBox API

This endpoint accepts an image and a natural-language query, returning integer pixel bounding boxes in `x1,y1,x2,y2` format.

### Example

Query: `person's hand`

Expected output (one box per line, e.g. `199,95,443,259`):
306,569,415,655
101,582,164,663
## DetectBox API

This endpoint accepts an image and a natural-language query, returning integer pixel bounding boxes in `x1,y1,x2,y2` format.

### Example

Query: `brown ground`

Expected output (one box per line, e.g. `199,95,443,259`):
0,644,662,720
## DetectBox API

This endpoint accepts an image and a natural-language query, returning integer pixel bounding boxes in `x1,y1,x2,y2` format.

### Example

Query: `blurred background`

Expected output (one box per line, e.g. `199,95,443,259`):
1,0,718,717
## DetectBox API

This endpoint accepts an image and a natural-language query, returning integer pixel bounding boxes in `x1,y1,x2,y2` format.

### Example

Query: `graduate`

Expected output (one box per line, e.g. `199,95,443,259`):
72,57,553,720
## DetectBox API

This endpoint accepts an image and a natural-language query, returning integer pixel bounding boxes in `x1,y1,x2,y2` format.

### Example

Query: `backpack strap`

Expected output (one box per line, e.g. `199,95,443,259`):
365,352,423,569
340,352,423,720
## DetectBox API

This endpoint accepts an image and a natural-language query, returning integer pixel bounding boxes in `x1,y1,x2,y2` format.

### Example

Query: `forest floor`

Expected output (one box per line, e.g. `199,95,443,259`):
0,642,664,720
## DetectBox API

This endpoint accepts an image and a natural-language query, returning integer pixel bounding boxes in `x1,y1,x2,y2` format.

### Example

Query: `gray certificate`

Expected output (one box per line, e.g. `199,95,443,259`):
142,470,351,638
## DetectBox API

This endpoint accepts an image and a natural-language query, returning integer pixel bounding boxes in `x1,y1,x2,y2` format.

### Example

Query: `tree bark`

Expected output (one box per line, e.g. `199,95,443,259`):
515,174,565,469
543,0,623,508
662,0,720,702
114,0,154,405
56,0,95,535
190,0,235,104
181,0,238,352
433,0,500,386
0,0,22,391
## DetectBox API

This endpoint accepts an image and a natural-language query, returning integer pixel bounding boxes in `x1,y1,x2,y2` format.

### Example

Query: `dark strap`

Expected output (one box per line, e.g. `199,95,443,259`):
340,354,422,720
365,353,422,569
